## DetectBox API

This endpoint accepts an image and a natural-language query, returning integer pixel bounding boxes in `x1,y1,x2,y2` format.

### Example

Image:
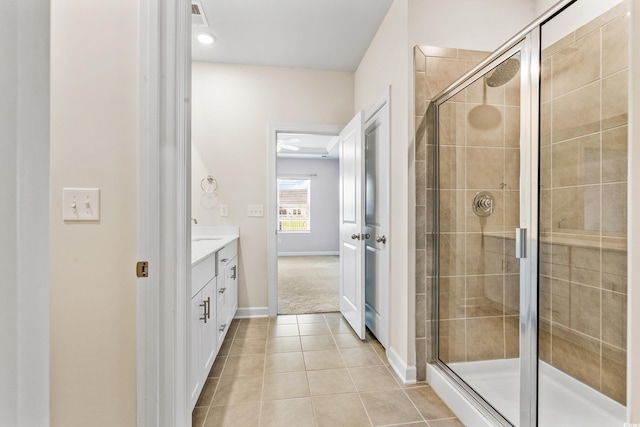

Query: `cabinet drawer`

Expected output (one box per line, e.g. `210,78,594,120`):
217,239,237,268
192,254,216,297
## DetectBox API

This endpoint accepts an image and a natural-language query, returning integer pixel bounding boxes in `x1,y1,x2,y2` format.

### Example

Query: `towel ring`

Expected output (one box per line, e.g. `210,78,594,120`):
200,175,218,193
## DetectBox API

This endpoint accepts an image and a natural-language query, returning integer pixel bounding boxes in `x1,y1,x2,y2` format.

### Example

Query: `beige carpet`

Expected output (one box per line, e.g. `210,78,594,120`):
278,256,339,315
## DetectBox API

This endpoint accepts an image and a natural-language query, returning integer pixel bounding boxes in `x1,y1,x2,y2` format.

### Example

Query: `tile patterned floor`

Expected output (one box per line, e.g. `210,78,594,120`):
192,313,463,427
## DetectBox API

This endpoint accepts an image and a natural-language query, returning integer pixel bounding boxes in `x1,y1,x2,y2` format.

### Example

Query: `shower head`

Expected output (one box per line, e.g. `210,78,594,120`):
485,58,521,87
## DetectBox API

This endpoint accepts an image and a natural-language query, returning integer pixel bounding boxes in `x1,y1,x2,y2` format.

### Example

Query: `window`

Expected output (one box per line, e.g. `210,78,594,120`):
277,178,310,232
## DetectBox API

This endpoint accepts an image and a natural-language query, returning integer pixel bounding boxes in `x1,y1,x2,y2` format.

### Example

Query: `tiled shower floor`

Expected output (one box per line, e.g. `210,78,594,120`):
192,313,462,427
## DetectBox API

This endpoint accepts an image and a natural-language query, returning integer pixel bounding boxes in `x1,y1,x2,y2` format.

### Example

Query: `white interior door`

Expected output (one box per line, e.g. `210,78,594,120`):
363,95,390,348
339,111,366,339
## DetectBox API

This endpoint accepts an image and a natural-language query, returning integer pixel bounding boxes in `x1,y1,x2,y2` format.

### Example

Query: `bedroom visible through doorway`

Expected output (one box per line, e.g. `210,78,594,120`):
276,132,340,315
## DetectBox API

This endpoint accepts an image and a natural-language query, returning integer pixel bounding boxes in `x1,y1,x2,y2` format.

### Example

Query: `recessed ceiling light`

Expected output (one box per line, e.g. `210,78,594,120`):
197,33,215,45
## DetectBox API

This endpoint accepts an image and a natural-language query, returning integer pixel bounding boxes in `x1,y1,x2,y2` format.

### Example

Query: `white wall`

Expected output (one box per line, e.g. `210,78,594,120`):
409,0,535,53
276,158,340,254
50,0,138,425
0,1,50,426
192,62,354,309
355,0,414,372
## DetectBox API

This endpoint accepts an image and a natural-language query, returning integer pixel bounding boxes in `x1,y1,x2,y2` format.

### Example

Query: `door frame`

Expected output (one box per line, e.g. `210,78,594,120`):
267,123,343,317
137,0,191,426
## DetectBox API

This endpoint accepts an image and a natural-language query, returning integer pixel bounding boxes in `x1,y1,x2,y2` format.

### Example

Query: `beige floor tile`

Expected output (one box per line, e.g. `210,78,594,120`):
266,336,302,353
428,419,465,427
234,325,268,340
204,401,261,427
340,347,384,367
303,350,345,370
239,317,269,326
212,375,262,406
323,312,344,321
228,338,266,356
195,378,219,407
265,351,306,373
263,371,310,400
192,406,208,427
334,333,368,349
268,324,300,337
217,340,232,357
307,368,357,396
299,322,331,335
297,313,327,323
270,314,297,325
349,365,400,392
221,354,265,378
208,356,226,378
260,397,315,427
327,319,355,334
360,389,422,426
405,386,455,420
386,423,427,427
301,335,337,351
312,393,371,427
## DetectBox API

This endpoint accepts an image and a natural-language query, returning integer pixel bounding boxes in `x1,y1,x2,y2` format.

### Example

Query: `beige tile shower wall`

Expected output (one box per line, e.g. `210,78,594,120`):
539,2,628,405
414,46,491,380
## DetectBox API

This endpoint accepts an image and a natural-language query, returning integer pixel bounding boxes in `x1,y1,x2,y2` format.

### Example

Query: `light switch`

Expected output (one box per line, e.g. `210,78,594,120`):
219,204,228,217
247,205,264,217
63,188,100,221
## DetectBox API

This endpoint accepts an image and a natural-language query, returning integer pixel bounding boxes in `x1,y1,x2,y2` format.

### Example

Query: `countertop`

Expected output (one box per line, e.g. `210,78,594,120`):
191,226,239,266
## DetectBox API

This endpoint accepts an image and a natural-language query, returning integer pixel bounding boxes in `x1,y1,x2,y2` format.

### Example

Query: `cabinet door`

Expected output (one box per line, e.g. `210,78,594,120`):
227,258,238,317
201,278,217,374
190,288,206,408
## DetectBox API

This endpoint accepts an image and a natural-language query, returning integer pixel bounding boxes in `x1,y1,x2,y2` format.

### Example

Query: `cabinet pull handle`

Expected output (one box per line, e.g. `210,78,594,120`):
219,287,226,294
221,258,229,263
231,265,236,279
199,301,207,323
206,297,211,319
218,323,226,332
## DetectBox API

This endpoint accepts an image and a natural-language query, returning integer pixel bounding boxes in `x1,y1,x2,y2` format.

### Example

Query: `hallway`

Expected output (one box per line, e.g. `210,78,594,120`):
192,313,462,427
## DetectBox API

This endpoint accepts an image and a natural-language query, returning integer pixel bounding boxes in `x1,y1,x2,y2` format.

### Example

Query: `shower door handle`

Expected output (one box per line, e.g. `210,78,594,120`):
515,228,526,259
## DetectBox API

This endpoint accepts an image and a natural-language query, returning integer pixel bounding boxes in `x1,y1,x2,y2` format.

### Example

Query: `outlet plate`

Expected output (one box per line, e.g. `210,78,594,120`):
247,204,264,217
219,204,228,217
63,188,100,221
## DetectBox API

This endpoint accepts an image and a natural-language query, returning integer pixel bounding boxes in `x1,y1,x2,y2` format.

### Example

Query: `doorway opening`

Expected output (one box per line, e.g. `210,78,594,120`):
274,132,341,315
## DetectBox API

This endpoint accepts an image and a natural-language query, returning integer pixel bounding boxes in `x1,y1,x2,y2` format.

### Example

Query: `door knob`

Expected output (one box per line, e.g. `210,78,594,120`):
351,233,361,240
376,236,387,244
363,233,371,239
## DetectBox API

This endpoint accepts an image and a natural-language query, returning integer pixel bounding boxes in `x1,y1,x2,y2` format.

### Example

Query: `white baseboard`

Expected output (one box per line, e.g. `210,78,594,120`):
234,307,269,318
278,251,339,257
386,347,417,385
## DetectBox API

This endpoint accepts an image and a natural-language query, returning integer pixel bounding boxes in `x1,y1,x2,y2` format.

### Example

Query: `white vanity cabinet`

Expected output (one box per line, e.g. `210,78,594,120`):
190,254,217,409
190,236,238,410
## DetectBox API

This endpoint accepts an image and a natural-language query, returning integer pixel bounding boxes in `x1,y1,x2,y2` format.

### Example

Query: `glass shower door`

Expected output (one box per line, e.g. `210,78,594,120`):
538,1,628,425
436,47,526,425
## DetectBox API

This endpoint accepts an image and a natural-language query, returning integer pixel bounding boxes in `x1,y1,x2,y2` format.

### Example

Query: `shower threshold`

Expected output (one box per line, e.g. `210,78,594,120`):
428,358,625,426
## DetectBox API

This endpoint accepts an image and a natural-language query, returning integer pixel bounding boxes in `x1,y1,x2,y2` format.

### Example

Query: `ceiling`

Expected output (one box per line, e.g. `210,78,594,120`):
276,133,339,159
191,0,394,71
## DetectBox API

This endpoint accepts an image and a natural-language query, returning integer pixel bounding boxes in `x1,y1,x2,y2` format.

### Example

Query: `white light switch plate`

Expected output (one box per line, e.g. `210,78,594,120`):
63,188,100,221
219,204,228,217
247,204,264,217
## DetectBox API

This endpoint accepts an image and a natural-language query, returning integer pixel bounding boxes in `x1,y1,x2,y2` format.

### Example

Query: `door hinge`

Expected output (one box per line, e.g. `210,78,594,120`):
136,261,149,278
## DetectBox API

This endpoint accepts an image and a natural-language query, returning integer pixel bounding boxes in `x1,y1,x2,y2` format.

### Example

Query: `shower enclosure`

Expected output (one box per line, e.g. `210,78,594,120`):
424,0,629,425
